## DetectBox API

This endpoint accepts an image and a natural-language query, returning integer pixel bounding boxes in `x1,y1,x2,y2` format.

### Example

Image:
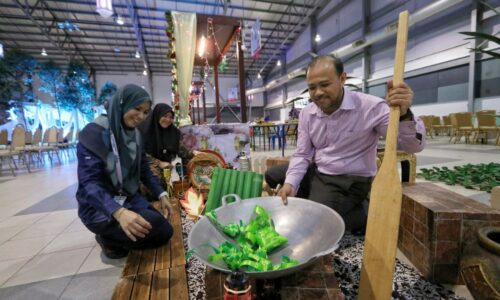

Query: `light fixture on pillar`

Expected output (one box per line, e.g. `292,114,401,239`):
276,60,281,67
41,48,48,56
96,0,113,18
0,43,3,58
116,15,124,25
135,50,141,59
198,35,206,57
257,73,261,79
315,33,321,43
143,69,148,76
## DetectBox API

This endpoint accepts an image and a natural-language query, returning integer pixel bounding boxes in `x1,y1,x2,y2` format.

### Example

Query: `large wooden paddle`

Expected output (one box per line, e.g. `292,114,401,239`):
358,10,409,300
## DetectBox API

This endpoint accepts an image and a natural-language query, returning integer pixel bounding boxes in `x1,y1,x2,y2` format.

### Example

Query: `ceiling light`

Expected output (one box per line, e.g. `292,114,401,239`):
96,0,113,18
135,50,141,59
198,35,206,57
41,48,48,56
116,15,124,25
0,43,3,58
143,69,148,76
315,34,321,43
276,60,281,67
257,73,261,79
113,47,120,53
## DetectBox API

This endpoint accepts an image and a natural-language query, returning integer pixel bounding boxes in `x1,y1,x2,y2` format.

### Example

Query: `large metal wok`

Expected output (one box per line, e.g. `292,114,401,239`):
187,194,345,279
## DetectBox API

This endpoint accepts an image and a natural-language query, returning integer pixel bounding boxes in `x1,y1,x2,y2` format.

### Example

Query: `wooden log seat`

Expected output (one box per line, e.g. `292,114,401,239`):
399,182,500,283
112,201,189,300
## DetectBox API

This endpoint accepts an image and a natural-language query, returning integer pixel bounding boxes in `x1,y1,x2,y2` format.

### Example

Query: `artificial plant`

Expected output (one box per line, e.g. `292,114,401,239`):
460,1,500,60
1,48,38,125
38,60,65,125
97,80,117,106
63,60,96,121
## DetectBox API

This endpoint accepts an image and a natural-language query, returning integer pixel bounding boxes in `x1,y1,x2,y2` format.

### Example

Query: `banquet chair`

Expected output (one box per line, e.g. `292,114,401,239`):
474,110,498,144
10,125,31,173
0,130,7,146
0,129,16,176
449,112,475,144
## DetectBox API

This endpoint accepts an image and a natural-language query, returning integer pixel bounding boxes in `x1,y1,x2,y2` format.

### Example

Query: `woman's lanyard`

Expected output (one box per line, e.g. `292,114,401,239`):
109,131,124,196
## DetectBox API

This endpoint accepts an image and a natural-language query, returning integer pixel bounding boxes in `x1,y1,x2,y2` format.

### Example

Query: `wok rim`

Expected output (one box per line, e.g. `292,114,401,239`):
187,196,345,278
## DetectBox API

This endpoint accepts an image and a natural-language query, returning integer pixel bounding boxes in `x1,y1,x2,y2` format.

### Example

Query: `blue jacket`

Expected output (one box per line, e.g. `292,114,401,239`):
76,143,165,225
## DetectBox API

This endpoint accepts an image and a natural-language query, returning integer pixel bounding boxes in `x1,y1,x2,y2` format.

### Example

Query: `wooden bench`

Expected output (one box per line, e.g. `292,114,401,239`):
399,182,500,284
112,201,189,300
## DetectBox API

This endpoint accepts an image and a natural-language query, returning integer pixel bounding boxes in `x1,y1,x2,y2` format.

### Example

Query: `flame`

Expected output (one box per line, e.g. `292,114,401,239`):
180,188,205,219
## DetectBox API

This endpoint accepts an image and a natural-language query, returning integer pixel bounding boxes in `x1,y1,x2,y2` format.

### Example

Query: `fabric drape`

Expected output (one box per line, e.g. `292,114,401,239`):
171,11,196,127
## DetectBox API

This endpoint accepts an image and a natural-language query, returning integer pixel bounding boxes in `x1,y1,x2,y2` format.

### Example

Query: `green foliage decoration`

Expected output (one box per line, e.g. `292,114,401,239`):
418,163,500,193
459,1,500,60
62,60,96,121
97,80,117,106
0,48,38,125
38,60,65,124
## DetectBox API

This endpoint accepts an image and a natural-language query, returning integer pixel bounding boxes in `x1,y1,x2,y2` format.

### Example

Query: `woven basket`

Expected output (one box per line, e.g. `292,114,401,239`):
187,150,227,192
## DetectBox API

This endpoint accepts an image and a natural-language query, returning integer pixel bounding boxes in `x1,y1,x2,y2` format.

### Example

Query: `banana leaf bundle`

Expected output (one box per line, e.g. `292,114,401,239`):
206,205,298,272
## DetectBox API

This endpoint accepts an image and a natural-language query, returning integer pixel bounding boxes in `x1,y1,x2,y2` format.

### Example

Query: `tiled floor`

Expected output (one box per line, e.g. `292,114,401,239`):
0,136,497,299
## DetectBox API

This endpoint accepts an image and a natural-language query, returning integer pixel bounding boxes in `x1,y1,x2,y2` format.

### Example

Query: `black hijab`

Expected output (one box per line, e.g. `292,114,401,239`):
138,103,180,162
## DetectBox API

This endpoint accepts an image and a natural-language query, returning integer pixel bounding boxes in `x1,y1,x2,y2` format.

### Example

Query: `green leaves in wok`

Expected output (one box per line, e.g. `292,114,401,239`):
207,205,298,272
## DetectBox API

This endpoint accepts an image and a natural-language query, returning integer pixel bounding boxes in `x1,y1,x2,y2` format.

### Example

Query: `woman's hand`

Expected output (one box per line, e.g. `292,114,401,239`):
160,195,174,219
113,208,152,241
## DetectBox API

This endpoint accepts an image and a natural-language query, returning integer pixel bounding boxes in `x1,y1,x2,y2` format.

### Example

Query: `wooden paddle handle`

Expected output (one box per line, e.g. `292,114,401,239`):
384,11,409,157
358,11,409,300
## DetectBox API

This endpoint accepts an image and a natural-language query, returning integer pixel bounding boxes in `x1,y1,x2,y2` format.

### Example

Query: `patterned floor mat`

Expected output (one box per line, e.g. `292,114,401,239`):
181,212,465,300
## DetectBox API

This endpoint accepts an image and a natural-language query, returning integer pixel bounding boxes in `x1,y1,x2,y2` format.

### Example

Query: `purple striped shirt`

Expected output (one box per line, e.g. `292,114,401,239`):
285,87,426,191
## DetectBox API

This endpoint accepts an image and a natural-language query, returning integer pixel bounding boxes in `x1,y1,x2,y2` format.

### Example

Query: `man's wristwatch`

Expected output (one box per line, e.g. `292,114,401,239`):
399,108,414,121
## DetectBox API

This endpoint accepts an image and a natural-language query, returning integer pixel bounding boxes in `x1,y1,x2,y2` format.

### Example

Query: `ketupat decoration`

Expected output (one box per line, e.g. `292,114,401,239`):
418,163,500,193
206,205,298,272
180,187,205,219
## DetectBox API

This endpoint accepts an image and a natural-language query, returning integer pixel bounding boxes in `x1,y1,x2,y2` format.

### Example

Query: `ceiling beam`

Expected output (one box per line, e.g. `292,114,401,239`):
251,0,326,76
0,3,302,27
11,0,93,71
126,0,153,96
42,0,311,17
0,29,291,48
0,16,300,36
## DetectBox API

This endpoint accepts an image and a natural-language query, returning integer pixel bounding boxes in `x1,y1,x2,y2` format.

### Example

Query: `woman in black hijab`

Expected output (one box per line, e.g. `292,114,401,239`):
138,103,197,190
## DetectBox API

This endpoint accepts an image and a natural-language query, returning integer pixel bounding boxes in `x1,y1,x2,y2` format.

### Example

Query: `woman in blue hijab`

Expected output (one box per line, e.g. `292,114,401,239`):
76,84,173,259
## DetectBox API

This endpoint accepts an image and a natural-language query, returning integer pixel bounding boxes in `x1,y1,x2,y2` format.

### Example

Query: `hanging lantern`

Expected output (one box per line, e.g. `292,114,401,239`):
96,0,113,18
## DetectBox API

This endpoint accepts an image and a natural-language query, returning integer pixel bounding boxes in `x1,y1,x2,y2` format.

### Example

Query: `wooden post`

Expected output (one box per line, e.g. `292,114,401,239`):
237,30,247,123
197,95,201,125
202,87,207,124
214,67,221,123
